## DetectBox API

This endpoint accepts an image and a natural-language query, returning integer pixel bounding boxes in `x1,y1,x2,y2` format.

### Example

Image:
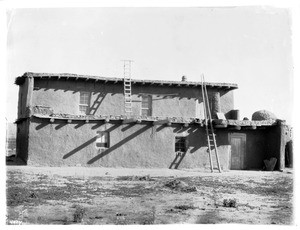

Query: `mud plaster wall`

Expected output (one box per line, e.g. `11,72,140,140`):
27,117,231,170
33,79,198,118
32,79,235,119
16,120,29,162
219,90,235,119
18,78,32,118
266,123,287,170
196,89,234,119
131,85,199,118
217,128,278,170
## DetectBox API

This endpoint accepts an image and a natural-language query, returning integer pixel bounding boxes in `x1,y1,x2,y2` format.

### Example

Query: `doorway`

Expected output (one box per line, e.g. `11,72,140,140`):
229,133,246,170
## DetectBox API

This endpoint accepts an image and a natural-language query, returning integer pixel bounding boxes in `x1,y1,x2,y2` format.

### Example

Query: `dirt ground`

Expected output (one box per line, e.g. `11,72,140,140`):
6,166,293,225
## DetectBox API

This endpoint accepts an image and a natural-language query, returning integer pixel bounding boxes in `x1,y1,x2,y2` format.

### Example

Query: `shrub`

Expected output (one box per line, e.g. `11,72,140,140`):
223,198,237,208
73,205,86,223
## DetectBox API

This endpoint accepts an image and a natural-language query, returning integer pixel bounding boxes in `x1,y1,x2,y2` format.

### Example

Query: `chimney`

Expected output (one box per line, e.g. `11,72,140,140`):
181,75,187,82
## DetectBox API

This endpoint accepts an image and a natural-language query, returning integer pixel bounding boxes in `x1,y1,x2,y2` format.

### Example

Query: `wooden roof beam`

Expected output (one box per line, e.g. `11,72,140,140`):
153,119,170,126
122,118,137,124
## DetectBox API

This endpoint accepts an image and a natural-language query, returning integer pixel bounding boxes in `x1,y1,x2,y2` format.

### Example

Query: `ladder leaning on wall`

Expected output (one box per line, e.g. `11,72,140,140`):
201,74,222,173
123,60,133,116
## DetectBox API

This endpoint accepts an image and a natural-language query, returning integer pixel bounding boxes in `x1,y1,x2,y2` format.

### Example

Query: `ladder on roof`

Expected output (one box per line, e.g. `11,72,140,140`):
201,74,222,173
123,60,133,116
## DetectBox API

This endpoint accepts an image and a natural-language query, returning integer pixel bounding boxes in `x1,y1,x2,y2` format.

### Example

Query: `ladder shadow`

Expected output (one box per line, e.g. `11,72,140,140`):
63,123,121,159
87,125,152,165
169,151,187,169
89,93,106,115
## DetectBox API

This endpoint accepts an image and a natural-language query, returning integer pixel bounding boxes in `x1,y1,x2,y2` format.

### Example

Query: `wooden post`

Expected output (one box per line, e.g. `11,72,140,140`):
278,121,286,171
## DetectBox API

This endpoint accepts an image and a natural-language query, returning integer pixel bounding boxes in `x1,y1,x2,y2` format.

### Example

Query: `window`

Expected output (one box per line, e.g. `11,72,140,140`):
96,131,109,148
79,92,90,115
175,137,187,152
141,95,152,116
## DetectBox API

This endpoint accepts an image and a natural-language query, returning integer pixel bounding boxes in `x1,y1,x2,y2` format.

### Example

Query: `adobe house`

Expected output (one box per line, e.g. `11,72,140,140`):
14,72,290,171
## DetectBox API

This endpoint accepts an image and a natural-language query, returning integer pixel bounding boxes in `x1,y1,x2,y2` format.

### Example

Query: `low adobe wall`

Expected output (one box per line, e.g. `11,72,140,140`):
27,117,231,170
16,119,30,163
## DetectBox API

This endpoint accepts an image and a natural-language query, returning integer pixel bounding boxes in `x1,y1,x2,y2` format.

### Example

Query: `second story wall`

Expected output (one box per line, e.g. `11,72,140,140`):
196,89,234,119
32,78,203,118
131,85,199,118
33,79,124,116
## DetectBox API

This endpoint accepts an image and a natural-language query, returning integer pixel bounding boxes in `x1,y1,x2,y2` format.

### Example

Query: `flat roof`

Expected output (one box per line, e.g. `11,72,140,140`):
30,114,278,127
15,72,238,90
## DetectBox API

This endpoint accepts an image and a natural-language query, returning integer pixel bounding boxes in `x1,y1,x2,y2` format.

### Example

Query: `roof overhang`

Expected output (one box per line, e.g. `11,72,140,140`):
15,72,238,90
29,114,279,128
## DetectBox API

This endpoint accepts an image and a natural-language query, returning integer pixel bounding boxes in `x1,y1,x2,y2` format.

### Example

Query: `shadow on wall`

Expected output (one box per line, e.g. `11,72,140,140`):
169,151,187,169
33,117,223,168
63,123,122,160
158,124,210,169
87,125,152,164
172,125,208,153
88,92,106,115
35,118,116,131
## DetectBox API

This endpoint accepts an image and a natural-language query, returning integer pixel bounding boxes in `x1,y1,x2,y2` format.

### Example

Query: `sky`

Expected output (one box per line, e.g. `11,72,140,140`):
5,6,294,124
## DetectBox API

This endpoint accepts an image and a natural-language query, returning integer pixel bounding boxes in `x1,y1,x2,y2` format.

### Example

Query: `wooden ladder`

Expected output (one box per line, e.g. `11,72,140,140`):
201,74,222,173
123,60,133,116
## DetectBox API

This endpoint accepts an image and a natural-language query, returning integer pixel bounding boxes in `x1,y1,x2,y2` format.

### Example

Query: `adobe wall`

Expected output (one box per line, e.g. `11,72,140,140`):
216,129,269,170
16,119,30,163
131,85,200,118
219,90,234,119
196,89,234,119
32,78,235,119
27,117,231,170
18,77,33,118
266,122,289,170
32,79,199,118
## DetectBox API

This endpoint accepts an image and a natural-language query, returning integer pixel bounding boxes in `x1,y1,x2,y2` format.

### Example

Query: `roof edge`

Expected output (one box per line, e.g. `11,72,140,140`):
15,72,238,89
30,113,278,127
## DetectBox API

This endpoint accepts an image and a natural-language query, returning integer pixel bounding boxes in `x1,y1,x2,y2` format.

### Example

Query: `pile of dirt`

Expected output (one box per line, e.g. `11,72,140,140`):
117,175,154,181
174,205,196,210
164,179,197,192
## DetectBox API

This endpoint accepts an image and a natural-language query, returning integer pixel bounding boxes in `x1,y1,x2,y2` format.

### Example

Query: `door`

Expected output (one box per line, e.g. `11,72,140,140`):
229,133,246,170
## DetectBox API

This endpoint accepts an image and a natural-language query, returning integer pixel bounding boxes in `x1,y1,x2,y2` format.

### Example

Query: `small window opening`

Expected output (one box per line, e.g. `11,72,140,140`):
175,137,187,152
141,95,152,116
96,131,109,148
79,92,90,115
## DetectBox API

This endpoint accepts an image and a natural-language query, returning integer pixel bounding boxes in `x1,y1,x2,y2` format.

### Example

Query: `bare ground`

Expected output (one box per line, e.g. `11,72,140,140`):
6,166,293,225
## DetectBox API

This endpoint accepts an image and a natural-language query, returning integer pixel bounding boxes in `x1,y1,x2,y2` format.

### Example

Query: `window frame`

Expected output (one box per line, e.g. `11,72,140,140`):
95,131,109,149
175,136,187,152
141,95,152,116
79,91,91,115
